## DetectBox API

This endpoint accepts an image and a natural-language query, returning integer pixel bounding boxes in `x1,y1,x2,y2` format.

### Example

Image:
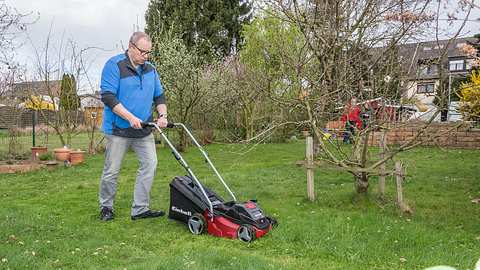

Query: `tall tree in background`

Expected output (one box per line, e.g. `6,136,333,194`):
59,73,79,110
145,0,252,60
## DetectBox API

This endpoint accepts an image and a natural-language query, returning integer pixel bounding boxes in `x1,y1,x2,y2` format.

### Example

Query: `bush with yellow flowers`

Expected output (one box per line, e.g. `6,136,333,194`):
458,70,480,121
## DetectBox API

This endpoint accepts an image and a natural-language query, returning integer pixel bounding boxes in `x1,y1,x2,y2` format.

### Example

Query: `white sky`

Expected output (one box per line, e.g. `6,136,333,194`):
4,0,480,94
5,0,149,93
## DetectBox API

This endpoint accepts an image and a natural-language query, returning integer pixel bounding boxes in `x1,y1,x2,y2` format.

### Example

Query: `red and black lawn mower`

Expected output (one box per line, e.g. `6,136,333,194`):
145,122,277,242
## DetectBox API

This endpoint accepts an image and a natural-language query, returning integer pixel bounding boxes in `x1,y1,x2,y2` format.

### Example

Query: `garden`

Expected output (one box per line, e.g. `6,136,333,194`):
1,0,480,269
1,141,479,269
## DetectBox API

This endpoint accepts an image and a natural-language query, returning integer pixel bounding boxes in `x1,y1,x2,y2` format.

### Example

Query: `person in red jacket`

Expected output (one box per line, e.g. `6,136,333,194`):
340,97,362,143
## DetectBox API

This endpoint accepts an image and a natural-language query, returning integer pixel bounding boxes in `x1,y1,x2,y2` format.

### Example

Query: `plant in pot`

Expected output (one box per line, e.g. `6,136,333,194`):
31,146,48,161
54,146,71,162
69,149,85,165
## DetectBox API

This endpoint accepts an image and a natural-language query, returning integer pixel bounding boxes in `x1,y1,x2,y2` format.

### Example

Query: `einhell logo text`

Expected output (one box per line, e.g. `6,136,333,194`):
171,206,192,216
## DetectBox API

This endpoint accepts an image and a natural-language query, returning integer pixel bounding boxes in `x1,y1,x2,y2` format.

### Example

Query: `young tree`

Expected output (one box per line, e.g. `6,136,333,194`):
0,2,35,159
31,30,99,148
150,34,206,151
239,14,311,140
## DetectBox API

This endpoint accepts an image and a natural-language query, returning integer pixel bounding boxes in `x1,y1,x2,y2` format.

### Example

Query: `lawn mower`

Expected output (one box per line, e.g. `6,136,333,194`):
144,122,277,242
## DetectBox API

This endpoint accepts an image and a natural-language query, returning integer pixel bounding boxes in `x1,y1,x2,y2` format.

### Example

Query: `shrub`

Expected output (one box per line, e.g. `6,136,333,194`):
458,70,480,121
38,152,53,161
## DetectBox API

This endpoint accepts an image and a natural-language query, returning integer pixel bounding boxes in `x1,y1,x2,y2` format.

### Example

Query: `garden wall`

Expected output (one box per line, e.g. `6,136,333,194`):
368,122,480,149
326,121,480,149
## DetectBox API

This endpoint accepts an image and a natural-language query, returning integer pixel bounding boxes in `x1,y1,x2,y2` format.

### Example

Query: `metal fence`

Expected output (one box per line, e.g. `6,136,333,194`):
0,107,103,159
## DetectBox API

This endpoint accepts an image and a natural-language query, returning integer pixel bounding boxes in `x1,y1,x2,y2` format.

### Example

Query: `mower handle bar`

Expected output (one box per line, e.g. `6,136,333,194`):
142,121,237,215
141,122,175,129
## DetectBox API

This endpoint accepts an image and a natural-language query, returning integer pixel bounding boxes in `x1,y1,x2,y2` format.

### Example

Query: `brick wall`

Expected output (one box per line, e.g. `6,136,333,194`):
368,122,480,149
326,121,480,149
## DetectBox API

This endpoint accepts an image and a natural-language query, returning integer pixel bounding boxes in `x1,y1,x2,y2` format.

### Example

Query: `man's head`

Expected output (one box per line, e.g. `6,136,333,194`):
351,97,357,105
128,32,152,66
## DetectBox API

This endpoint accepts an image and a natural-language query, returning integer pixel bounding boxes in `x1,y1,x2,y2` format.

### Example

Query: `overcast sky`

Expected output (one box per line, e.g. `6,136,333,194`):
4,0,480,94
5,0,149,93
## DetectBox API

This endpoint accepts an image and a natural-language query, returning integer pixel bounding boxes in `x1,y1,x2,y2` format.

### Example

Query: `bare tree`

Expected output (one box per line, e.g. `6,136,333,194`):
29,28,102,148
0,1,35,159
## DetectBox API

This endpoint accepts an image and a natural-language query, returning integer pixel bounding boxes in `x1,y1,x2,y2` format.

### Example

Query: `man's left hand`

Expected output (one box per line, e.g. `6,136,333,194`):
156,116,168,128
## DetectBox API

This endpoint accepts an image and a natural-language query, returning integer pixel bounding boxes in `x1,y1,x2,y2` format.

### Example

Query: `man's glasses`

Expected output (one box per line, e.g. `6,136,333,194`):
131,42,151,56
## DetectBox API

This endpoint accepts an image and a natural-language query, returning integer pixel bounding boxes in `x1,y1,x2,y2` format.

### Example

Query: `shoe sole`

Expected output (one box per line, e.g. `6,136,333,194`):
131,213,165,221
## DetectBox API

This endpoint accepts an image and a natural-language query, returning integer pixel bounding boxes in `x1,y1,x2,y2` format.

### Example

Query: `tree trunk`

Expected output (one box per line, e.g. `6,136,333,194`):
355,172,369,194
177,129,187,152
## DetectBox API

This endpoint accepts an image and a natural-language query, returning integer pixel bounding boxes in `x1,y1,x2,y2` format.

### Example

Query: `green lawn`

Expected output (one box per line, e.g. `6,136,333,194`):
0,141,479,269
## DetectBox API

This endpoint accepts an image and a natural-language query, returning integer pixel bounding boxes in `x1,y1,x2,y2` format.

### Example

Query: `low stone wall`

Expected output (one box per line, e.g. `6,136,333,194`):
326,121,480,149
367,122,480,149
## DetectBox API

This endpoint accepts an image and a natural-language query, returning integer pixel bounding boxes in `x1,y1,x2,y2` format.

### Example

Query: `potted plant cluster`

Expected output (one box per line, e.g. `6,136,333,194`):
54,146,85,165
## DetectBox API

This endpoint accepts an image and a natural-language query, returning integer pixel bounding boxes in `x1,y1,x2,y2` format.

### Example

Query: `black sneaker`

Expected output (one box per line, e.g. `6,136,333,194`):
100,207,114,221
131,210,165,220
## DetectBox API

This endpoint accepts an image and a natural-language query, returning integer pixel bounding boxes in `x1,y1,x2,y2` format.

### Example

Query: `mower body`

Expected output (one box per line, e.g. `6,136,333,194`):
168,176,275,241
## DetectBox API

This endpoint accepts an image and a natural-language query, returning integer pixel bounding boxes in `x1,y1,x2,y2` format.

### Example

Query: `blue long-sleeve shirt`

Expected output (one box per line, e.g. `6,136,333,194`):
100,51,165,138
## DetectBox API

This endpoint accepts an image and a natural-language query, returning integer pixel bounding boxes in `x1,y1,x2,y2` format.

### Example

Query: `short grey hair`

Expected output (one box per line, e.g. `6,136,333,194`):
129,32,151,44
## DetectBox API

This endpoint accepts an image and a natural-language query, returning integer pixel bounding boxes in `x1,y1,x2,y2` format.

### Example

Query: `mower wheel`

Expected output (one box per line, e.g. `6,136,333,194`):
188,213,206,235
237,224,256,243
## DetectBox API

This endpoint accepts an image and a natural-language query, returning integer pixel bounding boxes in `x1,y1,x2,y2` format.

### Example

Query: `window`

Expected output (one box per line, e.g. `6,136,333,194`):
418,64,438,76
466,59,475,70
449,59,464,71
417,83,435,94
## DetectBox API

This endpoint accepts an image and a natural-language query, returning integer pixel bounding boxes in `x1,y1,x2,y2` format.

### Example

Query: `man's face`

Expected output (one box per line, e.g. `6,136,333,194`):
129,38,152,66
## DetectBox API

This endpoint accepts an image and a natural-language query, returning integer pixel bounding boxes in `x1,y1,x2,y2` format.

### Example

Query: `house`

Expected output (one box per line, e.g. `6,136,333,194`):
2,80,62,111
0,80,63,128
12,80,62,99
399,37,479,121
80,91,104,127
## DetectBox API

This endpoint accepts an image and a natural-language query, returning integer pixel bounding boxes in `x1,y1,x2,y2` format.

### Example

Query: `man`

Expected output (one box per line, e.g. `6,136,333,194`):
98,32,167,221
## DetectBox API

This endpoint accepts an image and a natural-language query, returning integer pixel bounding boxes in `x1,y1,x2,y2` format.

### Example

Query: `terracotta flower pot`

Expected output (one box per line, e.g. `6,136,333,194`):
69,150,85,165
31,146,48,161
54,148,71,162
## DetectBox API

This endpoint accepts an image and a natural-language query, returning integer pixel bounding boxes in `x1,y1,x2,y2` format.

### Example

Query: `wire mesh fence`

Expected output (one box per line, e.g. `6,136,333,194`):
0,127,105,160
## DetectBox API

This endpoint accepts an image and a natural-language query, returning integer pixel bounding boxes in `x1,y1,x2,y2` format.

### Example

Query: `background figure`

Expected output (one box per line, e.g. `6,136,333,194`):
341,97,362,144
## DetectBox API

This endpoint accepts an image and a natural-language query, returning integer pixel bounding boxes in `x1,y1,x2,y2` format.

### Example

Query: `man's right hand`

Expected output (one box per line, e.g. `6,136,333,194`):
128,116,143,129
112,103,143,129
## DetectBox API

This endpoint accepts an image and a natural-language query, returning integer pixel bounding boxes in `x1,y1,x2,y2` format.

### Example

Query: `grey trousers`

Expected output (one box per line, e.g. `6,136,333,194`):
99,133,158,216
